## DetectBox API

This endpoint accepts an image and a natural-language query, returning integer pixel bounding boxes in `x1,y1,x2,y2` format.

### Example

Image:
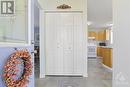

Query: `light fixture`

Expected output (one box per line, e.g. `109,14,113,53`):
106,23,113,27
87,21,92,26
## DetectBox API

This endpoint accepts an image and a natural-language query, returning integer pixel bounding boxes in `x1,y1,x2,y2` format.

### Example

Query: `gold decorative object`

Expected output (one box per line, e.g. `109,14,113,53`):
57,4,71,9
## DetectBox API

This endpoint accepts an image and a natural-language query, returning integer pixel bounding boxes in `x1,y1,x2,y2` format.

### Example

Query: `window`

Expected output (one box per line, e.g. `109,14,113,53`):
0,0,28,44
106,29,110,41
110,29,113,44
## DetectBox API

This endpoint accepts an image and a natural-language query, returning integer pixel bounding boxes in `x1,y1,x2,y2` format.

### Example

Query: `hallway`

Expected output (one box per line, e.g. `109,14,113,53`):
35,58,112,87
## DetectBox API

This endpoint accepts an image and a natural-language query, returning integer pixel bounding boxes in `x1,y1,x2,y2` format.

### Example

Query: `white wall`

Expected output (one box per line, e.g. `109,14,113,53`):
34,2,39,28
113,0,130,87
38,0,85,11
38,0,88,78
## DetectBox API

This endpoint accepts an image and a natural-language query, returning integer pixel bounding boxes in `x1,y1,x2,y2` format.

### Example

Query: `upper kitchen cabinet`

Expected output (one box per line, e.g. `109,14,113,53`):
98,30,105,41
105,29,111,41
0,0,29,44
88,31,98,40
97,29,110,41
38,0,86,11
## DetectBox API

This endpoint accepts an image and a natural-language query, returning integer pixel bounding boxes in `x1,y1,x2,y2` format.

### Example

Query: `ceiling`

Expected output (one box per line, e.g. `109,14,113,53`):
87,0,112,29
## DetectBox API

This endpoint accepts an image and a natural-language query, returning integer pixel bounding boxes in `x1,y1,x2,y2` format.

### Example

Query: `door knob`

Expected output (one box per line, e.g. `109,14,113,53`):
31,50,37,54
31,40,35,44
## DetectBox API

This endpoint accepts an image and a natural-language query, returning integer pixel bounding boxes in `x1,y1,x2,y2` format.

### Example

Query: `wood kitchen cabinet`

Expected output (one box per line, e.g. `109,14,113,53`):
98,31,105,41
97,30,110,41
97,47,104,57
97,47,112,68
97,47,100,57
106,48,112,68
102,48,106,65
88,31,98,40
108,48,112,68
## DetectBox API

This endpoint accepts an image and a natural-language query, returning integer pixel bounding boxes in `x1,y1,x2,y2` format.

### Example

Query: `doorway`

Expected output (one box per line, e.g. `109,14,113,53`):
35,0,113,87
87,0,113,86
34,1,40,78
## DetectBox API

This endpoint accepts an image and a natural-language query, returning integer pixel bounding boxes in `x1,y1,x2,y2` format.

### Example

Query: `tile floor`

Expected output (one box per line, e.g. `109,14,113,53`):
35,58,112,87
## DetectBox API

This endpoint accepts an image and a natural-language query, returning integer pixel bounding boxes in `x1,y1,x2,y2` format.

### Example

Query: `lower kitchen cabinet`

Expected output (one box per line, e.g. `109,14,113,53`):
104,48,111,68
97,47,112,68
108,49,112,68
97,47,101,57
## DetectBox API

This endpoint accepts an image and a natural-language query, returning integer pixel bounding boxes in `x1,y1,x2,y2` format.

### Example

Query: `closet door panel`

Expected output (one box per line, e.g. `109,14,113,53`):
73,13,84,74
45,12,84,75
62,13,74,74
45,13,64,75
55,13,64,74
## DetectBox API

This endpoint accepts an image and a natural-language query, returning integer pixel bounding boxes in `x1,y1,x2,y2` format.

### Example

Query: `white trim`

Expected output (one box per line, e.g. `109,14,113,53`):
83,73,88,77
28,0,32,45
34,0,42,10
102,64,113,72
39,73,88,78
46,74,83,76
40,10,46,78
0,43,31,47
45,74,88,77
40,73,46,78
44,11,83,13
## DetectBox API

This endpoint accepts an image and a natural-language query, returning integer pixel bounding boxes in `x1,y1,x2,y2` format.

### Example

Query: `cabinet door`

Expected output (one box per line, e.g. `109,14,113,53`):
103,48,109,66
103,48,113,68
109,49,113,68
98,31,105,41
97,47,100,56
102,48,105,64
88,32,97,40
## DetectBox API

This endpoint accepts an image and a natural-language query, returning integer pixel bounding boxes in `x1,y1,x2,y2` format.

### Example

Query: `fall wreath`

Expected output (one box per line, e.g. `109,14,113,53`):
3,49,33,87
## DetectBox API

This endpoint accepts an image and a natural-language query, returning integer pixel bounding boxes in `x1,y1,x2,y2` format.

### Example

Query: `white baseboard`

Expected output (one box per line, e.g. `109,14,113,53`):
102,64,113,72
83,73,88,77
40,73,88,78
40,73,46,78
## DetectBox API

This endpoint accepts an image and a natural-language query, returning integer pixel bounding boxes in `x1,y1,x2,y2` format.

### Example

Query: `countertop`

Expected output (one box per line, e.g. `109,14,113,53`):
98,46,113,49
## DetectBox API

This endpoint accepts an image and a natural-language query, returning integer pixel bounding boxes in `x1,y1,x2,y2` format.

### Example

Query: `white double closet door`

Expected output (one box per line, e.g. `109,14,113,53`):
45,12,84,76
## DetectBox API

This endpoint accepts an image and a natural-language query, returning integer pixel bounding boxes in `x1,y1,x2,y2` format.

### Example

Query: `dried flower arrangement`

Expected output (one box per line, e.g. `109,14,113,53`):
3,49,33,87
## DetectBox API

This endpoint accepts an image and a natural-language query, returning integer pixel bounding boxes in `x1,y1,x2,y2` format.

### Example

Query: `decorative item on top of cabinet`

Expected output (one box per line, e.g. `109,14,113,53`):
57,4,71,9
